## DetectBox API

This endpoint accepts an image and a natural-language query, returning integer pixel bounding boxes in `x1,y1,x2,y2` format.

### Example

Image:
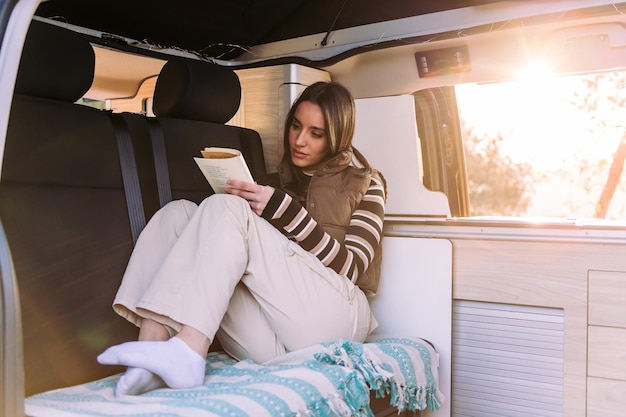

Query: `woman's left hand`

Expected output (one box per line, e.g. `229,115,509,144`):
225,180,274,216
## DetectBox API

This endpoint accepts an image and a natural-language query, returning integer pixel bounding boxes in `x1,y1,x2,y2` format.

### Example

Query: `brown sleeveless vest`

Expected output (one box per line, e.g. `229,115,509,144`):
263,149,385,295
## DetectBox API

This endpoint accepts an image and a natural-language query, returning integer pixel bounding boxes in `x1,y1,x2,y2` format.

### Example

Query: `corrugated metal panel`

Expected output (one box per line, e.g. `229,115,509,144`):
452,301,564,417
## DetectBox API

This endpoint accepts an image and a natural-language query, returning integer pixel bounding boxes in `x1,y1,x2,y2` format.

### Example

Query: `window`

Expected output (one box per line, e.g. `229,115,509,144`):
456,70,626,220
76,97,107,110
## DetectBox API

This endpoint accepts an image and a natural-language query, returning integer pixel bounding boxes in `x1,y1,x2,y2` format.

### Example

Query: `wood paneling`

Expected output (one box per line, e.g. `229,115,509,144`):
588,325,626,379
587,377,626,417
450,239,626,417
589,270,626,327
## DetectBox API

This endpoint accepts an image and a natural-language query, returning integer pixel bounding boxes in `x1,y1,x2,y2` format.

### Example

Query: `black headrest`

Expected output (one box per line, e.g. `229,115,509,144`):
152,59,241,124
14,20,95,102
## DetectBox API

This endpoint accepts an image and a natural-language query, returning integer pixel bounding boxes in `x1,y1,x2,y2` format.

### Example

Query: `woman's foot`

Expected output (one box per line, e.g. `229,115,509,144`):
98,337,205,389
115,367,165,396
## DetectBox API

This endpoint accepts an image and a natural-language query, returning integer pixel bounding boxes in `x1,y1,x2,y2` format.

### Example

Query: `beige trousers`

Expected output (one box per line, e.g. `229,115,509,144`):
113,194,375,363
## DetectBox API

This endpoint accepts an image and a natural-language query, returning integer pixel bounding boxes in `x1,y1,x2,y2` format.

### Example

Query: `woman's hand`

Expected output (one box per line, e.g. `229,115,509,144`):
225,180,274,216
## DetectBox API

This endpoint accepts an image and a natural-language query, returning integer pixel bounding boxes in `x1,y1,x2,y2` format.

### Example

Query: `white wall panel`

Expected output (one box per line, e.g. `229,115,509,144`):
370,236,452,417
353,95,451,217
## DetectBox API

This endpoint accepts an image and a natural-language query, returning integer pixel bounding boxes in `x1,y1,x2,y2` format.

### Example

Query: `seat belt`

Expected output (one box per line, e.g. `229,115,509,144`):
108,112,146,244
146,118,172,207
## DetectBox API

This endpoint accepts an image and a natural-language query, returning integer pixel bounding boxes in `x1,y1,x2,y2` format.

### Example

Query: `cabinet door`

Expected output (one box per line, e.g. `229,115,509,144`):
588,270,626,328
588,326,626,380
588,377,626,417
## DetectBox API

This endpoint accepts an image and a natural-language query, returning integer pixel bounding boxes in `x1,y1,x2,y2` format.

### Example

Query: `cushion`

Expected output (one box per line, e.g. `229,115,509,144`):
14,20,94,102
153,59,241,123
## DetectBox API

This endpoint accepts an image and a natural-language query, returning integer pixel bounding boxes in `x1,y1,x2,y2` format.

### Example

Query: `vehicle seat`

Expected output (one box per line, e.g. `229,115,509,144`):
0,20,140,395
121,58,266,217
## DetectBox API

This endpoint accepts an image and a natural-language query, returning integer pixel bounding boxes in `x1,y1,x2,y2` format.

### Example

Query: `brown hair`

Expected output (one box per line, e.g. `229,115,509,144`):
280,81,372,182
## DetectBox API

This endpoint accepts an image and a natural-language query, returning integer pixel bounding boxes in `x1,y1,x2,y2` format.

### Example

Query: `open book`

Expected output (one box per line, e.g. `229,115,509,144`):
194,147,254,193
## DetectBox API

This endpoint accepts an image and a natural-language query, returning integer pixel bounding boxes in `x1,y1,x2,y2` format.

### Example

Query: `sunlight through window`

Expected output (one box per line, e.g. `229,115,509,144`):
515,61,554,82
456,68,626,220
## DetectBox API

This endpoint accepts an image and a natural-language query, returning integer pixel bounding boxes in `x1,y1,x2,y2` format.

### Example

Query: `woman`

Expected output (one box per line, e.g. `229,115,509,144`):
98,81,387,396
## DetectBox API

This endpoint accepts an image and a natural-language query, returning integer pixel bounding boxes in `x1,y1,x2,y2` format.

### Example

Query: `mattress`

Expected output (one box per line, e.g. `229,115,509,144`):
26,336,443,417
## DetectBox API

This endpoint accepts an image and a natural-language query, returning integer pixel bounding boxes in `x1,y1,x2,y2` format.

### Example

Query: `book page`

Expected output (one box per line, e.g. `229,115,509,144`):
193,147,254,193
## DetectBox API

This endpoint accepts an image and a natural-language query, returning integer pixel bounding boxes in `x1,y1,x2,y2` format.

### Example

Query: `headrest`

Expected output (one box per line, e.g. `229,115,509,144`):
152,59,241,124
14,20,95,102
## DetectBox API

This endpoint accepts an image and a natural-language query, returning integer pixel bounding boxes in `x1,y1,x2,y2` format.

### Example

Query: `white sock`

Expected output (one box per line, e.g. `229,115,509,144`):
115,367,165,396
98,337,205,389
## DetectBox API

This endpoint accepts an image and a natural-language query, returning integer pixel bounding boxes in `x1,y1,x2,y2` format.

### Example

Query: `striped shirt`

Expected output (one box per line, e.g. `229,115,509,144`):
261,176,386,283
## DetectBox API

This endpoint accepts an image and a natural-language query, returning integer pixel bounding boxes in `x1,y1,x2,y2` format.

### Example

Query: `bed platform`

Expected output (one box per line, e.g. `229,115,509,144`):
23,235,451,417
25,336,442,417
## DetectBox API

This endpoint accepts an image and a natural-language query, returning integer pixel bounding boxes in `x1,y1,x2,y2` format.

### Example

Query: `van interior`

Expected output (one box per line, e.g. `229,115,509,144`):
2,1,626,416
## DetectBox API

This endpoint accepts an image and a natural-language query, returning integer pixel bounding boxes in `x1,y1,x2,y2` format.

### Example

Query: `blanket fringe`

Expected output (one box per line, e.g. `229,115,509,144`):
315,340,443,413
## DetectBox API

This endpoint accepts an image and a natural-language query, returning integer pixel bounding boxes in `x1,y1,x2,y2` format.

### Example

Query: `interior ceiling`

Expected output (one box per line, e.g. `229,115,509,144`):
35,0,502,59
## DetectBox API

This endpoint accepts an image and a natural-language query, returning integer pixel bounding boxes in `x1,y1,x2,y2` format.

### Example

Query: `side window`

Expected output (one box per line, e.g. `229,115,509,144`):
76,97,108,109
456,71,626,220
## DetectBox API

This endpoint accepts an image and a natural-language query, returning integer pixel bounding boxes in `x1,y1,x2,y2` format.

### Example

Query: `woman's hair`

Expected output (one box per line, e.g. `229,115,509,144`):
280,81,372,179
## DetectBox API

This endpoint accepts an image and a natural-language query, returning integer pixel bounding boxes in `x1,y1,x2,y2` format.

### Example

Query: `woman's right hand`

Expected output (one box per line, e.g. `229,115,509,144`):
225,179,274,216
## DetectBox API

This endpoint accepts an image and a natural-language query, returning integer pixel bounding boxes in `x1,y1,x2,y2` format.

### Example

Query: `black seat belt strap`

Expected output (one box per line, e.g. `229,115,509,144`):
146,118,172,207
109,112,146,243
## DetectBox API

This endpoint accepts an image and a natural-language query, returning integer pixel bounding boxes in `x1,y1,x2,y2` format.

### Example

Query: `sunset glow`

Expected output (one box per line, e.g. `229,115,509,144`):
455,64,626,219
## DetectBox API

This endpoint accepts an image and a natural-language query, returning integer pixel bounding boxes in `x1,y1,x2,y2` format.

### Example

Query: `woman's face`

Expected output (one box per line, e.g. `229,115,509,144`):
288,100,329,173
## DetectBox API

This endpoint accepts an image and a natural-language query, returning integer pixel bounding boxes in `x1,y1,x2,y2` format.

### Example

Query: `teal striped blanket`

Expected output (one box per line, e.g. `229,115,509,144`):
26,336,443,417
